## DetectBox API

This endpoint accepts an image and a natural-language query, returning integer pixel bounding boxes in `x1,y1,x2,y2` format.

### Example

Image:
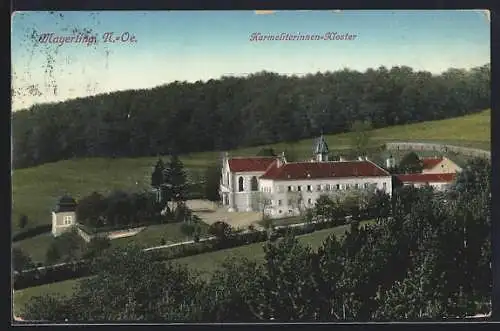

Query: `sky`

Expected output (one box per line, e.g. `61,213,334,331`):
11,10,490,111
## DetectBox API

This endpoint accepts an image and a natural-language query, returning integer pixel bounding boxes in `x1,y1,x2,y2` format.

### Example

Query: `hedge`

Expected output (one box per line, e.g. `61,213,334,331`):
13,224,52,242
13,260,92,290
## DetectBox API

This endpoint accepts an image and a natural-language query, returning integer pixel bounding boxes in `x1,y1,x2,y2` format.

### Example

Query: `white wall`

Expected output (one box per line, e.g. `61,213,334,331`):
229,171,267,212
423,158,462,174
264,176,392,218
52,211,76,236
402,182,451,191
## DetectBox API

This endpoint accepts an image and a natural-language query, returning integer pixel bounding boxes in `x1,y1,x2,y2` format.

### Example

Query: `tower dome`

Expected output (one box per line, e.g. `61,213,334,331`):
54,195,77,213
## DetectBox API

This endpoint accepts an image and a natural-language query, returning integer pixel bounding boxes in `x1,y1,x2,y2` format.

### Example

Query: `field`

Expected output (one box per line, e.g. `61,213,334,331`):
13,221,372,315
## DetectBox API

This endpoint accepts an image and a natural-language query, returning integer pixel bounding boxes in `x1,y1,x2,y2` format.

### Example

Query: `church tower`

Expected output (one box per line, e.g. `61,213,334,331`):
314,134,329,162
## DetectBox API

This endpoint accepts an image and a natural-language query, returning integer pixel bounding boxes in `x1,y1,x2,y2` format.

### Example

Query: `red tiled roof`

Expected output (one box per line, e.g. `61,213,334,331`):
260,160,390,180
396,173,456,183
228,157,277,172
421,157,443,170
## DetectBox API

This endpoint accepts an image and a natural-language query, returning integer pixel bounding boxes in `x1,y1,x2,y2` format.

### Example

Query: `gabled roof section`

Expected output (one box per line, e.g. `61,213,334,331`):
396,173,456,183
421,157,444,170
261,160,390,180
228,157,277,172
314,135,329,154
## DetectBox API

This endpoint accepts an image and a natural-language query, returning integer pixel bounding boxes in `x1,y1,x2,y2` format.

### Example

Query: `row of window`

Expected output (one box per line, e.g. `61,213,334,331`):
233,175,388,194
276,182,387,193
237,176,259,192
275,198,315,207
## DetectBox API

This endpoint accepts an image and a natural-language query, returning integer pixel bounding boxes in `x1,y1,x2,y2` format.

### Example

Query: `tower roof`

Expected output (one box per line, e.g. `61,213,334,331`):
53,195,77,212
314,135,329,155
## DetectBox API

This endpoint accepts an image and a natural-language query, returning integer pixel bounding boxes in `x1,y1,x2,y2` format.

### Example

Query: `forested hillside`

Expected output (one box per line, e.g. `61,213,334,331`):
12,64,490,169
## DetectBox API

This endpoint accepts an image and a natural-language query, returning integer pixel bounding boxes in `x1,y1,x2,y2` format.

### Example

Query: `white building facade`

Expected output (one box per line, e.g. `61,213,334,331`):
395,173,457,192
51,195,77,236
220,136,393,218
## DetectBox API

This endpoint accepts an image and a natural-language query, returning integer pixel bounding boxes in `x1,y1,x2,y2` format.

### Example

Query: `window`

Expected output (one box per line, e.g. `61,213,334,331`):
251,176,258,191
383,182,387,190
364,183,369,189
316,184,322,191
288,199,292,206
288,186,292,192
238,176,244,192
297,186,302,192
307,198,312,205
278,200,282,206
325,184,330,191
307,185,312,192
346,184,350,189
355,184,359,189
63,215,72,225
336,184,340,190
226,172,229,186
279,210,282,214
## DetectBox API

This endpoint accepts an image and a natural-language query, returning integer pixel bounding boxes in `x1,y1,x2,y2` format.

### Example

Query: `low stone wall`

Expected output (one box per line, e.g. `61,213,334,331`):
76,227,94,243
77,226,145,242
385,142,490,159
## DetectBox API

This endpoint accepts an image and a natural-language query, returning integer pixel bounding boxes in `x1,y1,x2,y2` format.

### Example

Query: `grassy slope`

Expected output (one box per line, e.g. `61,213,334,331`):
12,109,490,234
14,221,372,315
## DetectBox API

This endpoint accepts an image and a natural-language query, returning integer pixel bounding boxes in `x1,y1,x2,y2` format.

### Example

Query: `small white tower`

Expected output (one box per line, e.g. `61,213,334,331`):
51,195,77,237
386,155,396,169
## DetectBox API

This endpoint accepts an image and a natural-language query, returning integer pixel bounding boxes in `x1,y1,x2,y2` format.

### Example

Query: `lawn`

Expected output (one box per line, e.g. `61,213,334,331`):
13,277,86,316
111,222,210,249
13,233,55,264
13,220,374,315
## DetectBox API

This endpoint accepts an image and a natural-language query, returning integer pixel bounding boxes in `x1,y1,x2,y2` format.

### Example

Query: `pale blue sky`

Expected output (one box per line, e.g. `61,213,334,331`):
11,10,490,111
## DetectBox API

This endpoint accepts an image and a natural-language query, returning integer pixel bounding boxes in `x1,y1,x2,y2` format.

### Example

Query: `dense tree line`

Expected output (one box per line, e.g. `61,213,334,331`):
21,158,491,321
12,64,490,169
76,190,164,230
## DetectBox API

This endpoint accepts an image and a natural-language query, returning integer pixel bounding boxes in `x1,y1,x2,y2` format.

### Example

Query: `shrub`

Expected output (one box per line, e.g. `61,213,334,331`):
12,224,52,242
82,237,111,260
13,260,92,290
12,247,34,272
18,214,29,229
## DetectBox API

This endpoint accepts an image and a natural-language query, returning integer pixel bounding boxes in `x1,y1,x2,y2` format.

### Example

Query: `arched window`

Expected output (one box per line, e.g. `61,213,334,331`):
251,176,258,191
238,176,244,192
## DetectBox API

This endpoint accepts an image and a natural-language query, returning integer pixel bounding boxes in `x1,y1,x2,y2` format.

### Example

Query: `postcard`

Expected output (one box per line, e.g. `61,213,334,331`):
11,10,491,323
